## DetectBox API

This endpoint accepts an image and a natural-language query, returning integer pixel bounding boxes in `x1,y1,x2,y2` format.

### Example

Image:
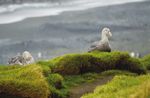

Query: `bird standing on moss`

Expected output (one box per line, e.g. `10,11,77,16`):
8,51,34,65
88,27,112,52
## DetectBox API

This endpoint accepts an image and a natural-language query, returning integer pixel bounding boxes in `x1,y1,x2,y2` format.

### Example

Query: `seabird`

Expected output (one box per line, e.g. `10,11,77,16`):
8,51,34,65
130,52,141,58
88,27,112,52
37,52,42,59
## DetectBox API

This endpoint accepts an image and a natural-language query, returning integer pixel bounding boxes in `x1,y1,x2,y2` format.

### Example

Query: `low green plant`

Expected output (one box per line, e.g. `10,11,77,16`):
47,73,64,89
129,80,150,98
100,70,137,76
82,74,150,98
0,65,21,71
0,64,50,98
49,51,146,75
37,61,52,76
141,54,150,70
52,71,136,98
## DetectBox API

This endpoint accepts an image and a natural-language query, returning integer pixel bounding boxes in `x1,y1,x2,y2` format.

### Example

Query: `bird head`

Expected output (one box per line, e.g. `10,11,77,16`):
22,51,33,61
101,27,112,38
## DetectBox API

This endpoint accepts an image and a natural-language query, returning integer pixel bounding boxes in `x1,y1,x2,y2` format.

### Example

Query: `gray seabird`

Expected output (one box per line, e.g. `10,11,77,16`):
88,27,112,52
8,51,34,65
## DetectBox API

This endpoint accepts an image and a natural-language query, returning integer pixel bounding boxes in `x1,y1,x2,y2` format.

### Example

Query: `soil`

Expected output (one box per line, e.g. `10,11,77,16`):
0,93,27,98
69,75,113,98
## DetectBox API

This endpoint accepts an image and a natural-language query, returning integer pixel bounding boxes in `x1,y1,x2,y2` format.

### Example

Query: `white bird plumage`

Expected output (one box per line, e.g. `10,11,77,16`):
8,51,34,66
88,27,112,52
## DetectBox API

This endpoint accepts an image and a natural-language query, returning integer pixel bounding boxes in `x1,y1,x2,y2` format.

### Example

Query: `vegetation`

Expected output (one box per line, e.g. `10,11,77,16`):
0,65,21,71
141,54,150,70
82,74,150,98
49,51,146,75
37,61,51,76
100,70,137,76
46,72,106,98
47,73,64,89
0,65,50,98
0,51,150,98
60,70,137,98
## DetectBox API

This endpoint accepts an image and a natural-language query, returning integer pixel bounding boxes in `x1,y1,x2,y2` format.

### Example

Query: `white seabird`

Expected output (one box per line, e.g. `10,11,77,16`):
88,27,112,52
8,51,34,65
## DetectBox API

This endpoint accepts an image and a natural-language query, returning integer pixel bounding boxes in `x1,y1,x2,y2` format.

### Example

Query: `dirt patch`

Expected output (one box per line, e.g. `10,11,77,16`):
0,93,27,98
69,75,113,98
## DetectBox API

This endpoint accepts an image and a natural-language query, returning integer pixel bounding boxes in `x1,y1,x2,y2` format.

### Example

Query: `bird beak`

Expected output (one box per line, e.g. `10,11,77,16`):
109,32,112,37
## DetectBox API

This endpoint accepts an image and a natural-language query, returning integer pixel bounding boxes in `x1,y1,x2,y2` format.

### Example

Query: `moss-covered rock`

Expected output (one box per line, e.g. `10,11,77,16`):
37,61,52,76
141,54,150,70
0,65,50,98
49,51,146,75
0,65,21,71
47,73,64,89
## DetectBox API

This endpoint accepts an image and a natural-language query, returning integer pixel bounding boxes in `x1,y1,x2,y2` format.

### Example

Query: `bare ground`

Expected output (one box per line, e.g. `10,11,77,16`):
69,75,113,98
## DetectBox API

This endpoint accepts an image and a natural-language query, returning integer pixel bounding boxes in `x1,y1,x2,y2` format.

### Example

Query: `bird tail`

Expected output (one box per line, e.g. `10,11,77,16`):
88,47,96,52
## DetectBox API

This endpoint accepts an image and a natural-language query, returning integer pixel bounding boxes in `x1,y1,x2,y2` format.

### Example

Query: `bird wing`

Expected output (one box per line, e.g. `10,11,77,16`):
8,55,23,65
88,41,99,52
88,41,111,52
90,41,99,48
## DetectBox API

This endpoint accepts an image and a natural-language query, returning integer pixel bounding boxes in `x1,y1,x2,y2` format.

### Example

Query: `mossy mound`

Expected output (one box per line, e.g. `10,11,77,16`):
141,54,150,70
0,65,21,71
49,51,146,75
82,74,150,98
37,61,52,76
47,73,64,89
0,65,50,98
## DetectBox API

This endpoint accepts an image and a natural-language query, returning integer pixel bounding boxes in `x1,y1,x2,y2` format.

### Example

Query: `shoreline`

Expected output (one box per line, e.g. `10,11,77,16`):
0,0,147,24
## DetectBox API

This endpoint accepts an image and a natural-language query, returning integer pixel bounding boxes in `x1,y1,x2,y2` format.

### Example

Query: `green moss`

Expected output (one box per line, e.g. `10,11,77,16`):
100,70,137,76
0,65,21,71
0,65,50,98
49,51,146,75
52,71,136,98
82,74,150,98
59,73,104,98
129,80,150,98
47,73,64,89
63,73,101,88
0,65,141,98
62,70,136,89
141,54,150,70
37,61,52,76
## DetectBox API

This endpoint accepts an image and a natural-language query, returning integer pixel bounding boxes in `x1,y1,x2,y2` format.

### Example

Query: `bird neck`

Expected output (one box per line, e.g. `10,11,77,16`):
101,34,109,42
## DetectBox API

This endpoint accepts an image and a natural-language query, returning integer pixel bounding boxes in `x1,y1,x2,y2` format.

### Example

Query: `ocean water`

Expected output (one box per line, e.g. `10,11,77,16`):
0,0,149,64
0,0,146,24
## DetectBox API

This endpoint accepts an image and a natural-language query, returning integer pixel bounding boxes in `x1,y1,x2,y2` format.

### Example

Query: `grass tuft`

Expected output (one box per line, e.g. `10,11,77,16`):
82,74,150,98
0,64,50,98
49,51,146,75
141,54,150,70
